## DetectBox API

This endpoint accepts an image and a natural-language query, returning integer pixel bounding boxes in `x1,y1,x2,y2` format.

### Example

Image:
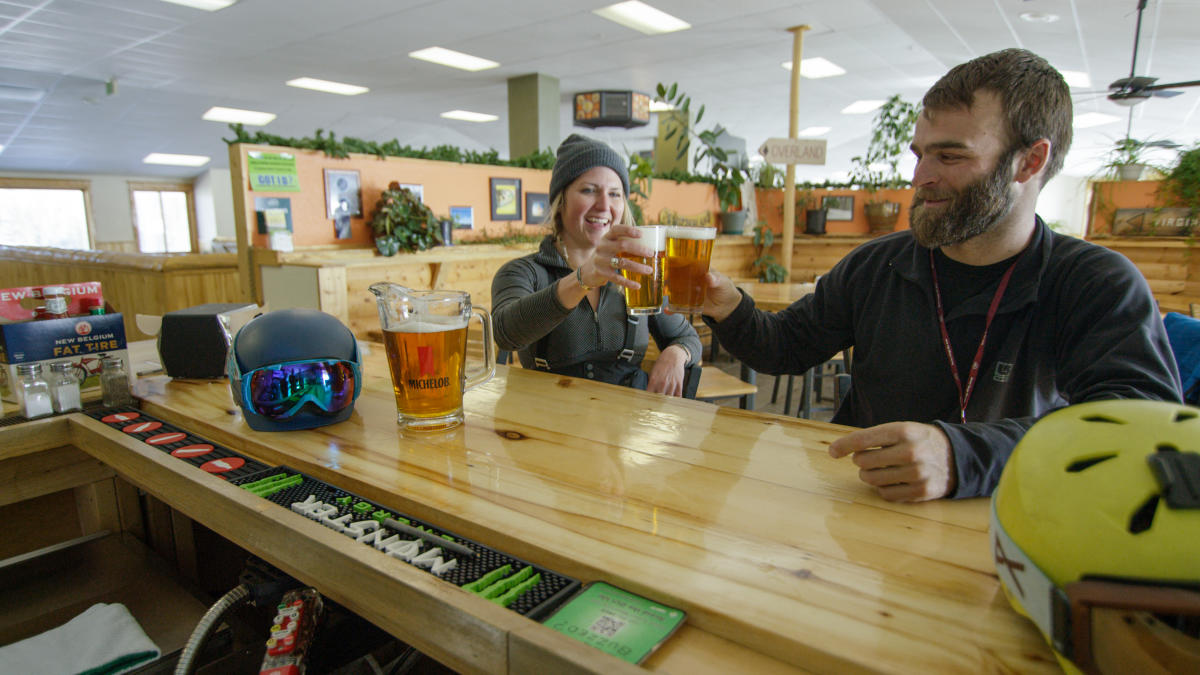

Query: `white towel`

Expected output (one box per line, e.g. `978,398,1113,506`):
0,602,160,675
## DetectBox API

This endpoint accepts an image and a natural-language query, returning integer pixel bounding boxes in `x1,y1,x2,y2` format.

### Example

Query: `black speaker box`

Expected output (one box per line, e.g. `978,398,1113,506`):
158,303,258,379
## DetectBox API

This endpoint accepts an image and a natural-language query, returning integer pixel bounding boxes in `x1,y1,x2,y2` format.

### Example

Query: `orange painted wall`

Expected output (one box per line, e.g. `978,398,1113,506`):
755,187,914,235
1086,180,1163,236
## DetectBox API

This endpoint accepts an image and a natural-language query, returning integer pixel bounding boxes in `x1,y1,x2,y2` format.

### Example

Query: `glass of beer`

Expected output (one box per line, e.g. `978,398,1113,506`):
620,225,665,315
664,225,717,313
368,283,495,431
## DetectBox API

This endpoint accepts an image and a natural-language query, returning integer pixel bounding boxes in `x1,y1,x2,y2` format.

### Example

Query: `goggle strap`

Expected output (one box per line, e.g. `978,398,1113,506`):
990,501,1060,649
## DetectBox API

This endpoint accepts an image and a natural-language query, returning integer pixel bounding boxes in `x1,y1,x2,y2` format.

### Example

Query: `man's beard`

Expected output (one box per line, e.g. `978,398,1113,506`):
909,150,1018,249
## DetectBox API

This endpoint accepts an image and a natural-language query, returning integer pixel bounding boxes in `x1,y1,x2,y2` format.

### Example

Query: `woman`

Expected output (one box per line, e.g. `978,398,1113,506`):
491,134,701,396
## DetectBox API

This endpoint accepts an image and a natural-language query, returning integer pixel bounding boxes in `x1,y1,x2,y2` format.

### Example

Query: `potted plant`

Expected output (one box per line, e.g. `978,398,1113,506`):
627,153,654,225
655,82,752,234
779,189,826,235
1160,144,1200,227
1102,137,1177,181
369,182,442,256
751,221,788,282
849,94,919,235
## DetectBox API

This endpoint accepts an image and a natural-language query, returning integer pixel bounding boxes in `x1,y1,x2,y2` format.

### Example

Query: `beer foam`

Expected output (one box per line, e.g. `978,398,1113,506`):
666,226,717,240
633,225,666,250
389,316,468,333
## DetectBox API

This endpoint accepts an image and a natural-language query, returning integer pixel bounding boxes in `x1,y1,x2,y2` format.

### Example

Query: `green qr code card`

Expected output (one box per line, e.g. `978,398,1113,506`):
543,581,686,664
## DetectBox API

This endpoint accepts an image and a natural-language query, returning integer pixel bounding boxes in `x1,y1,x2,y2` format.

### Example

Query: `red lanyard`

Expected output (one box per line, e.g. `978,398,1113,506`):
929,250,1021,424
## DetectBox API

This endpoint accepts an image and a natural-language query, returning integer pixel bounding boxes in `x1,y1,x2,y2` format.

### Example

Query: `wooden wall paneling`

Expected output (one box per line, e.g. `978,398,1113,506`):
0,445,115,508
317,266,350,326
170,509,199,583
114,476,146,540
0,490,84,559
344,262,435,337
143,494,178,565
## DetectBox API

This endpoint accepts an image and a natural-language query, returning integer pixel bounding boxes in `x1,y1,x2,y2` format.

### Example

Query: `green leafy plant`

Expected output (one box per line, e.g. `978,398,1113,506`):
627,153,654,225
848,94,919,202
655,82,749,212
751,221,788,282
754,162,784,189
1161,144,1200,225
223,124,556,168
369,182,443,253
1100,137,1177,180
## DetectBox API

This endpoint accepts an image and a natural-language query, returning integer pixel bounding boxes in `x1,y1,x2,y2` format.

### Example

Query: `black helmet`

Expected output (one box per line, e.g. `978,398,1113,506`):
228,309,362,431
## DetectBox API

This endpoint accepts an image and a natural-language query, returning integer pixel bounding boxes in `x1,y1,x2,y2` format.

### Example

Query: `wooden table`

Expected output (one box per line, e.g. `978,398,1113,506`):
8,342,1056,674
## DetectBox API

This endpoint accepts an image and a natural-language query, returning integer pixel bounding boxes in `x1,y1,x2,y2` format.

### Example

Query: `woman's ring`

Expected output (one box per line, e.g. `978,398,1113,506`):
610,256,621,270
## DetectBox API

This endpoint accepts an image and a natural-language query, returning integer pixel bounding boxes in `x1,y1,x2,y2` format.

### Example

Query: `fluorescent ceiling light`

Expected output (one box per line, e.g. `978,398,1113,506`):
202,106,276,126
1073,112,1121,129
1059,70,1091,89
0,84,45,102
781,57,847,79
593,1,690,35
841,100,885,114
286,77,369,96
440,110,498,123
143,153,210,167
649,100,674,112
158,0,237,10
408,47,499,72
1020,12,1059,23
798,126,831,137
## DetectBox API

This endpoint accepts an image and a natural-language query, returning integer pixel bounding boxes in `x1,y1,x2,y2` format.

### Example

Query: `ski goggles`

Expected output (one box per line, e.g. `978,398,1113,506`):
237,358,361,420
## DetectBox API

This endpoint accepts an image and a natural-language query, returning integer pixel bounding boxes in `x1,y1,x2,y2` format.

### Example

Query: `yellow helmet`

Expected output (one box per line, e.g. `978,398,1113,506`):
991,400,1200,674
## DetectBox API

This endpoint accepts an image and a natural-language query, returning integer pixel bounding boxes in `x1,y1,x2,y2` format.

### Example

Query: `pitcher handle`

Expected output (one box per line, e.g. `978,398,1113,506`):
464,306,495,392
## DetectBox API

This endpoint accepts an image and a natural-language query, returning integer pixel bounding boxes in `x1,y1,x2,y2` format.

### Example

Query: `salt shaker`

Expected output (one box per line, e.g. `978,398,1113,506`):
49,360,84,413
17,363,54,419
100,355,134,408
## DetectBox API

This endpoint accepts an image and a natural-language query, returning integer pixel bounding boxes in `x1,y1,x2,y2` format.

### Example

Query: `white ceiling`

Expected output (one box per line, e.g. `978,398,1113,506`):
0,0,1196,182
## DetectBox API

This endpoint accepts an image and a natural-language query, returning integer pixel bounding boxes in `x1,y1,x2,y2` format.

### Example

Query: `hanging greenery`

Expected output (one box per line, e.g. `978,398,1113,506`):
223,124,556,169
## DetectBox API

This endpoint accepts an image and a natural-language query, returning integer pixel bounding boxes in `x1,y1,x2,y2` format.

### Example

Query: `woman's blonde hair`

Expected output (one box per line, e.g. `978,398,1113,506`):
545,186,635,239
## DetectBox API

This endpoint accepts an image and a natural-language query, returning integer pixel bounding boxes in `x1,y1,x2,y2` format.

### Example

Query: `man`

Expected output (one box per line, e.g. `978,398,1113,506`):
701,48,1182,501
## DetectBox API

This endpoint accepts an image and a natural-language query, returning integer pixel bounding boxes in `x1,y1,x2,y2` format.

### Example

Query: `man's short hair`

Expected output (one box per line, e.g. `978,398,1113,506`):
923,48,1072,185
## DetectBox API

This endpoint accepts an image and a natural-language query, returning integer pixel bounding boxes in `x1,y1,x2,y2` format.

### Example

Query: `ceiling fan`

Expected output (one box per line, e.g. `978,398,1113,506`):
1105,0,1200,106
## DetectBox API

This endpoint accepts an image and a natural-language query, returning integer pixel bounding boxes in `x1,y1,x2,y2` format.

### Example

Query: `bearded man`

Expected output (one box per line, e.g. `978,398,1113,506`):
701,48,1181,501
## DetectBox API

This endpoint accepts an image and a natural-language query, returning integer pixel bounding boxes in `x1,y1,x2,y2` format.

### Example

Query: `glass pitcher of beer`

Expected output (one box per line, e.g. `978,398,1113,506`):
369,283,495,431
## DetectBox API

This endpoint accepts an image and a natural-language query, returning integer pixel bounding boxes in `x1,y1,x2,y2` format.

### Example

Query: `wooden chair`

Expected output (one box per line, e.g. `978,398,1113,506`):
684,364,758,409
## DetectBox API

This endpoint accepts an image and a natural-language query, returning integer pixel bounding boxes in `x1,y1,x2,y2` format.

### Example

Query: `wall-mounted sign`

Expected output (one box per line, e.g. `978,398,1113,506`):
574,91,650,129
247,151,300,192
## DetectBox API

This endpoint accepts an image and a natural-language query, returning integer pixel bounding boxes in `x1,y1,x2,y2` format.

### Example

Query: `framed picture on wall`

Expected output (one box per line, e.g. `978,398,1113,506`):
525,192,549,224
323,169,362,219
398,183,424,203
450,206,474,230
490,178,521,221
822,195,854,221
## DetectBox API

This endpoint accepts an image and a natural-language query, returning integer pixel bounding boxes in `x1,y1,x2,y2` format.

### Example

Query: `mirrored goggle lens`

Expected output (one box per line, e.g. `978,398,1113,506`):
1064,580,1200,674
245,360,356,419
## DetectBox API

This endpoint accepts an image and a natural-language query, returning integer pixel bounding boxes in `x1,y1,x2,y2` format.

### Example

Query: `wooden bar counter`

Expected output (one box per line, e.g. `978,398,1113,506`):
5,344,1057,674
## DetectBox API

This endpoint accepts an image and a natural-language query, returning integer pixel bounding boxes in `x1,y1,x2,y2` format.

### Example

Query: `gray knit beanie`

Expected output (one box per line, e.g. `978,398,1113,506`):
548,134,629,204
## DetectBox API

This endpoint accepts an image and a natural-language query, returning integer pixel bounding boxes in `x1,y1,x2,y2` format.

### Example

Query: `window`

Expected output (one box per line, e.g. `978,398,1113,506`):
0,178,93,249
130,182,196,253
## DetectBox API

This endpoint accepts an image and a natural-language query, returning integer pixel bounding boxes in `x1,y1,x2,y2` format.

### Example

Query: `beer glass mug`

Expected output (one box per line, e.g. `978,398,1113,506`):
369,283,495,431
620,225,665,315
664,225,717,313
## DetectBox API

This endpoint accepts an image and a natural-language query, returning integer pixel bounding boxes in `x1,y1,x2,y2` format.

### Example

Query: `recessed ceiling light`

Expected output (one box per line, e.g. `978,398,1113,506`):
780,57,847,79
408,47,499,72
440,110,498,123
593,1,690,35
798,126,831,137
841,100,885,114
649,100,675,112
202,106,276,126
158,0,237,10
1073,112,1121,129
144,153,211,167
286,77,369,96
1058,70,1091,89
1020,12,1059,23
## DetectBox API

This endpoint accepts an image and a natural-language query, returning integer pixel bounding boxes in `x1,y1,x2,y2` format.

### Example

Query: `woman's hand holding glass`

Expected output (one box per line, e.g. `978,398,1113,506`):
581,225,653,290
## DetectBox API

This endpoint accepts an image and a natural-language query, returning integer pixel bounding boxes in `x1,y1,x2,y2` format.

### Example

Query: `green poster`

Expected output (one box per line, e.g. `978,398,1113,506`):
247,151,300,192
543,581,686,664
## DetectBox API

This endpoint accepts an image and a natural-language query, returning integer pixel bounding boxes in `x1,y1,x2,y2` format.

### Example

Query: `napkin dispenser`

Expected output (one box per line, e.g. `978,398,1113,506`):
157,303,261,378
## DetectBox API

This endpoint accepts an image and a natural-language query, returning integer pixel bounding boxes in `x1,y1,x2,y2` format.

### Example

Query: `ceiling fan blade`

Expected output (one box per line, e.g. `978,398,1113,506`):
1144,79,1200,91
1149,90,1185,98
